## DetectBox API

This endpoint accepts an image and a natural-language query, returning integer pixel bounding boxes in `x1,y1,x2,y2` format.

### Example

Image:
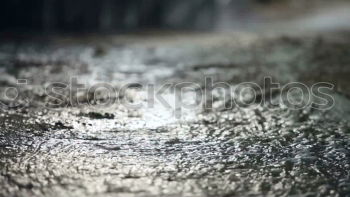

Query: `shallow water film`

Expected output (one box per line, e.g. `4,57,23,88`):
1,2,350,196
0,31,350,197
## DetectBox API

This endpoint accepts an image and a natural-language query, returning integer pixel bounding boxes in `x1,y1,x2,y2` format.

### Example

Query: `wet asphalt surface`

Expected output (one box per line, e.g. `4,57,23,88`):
0,32,350,197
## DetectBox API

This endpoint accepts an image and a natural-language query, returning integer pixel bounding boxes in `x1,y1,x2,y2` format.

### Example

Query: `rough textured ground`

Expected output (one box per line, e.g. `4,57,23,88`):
1,32,350,197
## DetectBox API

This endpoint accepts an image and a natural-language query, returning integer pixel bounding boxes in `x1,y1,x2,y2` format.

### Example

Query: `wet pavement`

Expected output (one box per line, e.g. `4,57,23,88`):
1,32,350,197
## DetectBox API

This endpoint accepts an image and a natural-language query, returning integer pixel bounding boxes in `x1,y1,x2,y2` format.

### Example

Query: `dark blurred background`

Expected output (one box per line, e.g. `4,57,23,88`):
0,0,212,32
0,0,239,33
0,0,349,33
0,0,324,32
